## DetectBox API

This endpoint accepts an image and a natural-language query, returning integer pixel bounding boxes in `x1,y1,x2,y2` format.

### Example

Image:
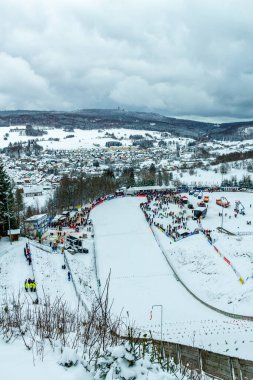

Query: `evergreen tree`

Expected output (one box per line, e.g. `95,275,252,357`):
104,168,115,179
120,167,135,187
14,188,24,226
144,163,156,186
25,206,34,218
0,159,16,235
43,195,56,217
157,170,163,186
162,169,169,186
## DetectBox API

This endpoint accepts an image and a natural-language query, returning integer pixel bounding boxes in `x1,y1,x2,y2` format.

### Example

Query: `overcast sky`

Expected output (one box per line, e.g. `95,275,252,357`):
1,0,253,120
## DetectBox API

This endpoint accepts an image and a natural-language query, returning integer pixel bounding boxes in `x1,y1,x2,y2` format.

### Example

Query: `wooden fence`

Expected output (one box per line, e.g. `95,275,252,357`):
123,336,253,380
162,340,253,380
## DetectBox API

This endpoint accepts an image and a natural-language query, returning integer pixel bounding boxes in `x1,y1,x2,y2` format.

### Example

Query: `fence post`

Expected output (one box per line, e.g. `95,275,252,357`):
177,344,182,372
198,349,203,375
229,357,235,380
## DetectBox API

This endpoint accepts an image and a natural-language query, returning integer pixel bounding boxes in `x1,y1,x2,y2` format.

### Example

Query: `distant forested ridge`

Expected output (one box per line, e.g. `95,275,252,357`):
0,109,253,140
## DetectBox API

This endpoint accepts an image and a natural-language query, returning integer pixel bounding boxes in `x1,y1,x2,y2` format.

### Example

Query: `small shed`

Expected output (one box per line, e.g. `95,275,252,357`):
7,229,21,241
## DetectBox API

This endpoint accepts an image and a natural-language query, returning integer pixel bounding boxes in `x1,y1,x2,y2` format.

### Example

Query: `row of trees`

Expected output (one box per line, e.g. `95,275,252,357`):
4,140,43,158
44,165,175,214
221,175,253,188
215,150,253,164
44,172,117,215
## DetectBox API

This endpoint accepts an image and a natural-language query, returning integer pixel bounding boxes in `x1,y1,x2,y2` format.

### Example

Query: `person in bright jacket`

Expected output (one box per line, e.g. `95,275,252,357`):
24,280,29,292
29,281,33,292
32,281,37,292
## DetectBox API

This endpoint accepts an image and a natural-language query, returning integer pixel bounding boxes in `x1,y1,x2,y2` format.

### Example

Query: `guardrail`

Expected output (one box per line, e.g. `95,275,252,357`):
63,250,90,314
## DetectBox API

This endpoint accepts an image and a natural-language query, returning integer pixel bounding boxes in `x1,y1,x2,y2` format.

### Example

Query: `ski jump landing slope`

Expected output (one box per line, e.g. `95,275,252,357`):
92,197,229,325
92,198,253,359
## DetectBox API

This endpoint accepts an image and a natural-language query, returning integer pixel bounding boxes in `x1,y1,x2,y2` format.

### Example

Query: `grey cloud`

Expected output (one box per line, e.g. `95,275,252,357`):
0,0,253,119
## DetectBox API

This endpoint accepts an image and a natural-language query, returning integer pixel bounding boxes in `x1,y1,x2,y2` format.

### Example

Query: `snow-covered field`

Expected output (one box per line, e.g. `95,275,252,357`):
174,168,251,186
91,196,253,360
0,126,171,150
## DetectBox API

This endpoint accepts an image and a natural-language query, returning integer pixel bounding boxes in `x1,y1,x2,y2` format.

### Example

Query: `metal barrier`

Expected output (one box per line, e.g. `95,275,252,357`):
217,227,236,235
237,231,253,236
92,224,102,298
63,250,90,313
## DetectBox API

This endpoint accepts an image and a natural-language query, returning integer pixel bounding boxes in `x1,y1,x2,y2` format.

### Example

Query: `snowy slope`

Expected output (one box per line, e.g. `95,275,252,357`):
144,192,253,315
155,230,252,314
91,197,253,359
0,238,37,303
0,340,88,380
31,244,78,308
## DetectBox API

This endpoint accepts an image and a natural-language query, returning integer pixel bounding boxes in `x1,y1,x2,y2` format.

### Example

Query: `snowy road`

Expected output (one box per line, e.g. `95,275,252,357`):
91,197,253,359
